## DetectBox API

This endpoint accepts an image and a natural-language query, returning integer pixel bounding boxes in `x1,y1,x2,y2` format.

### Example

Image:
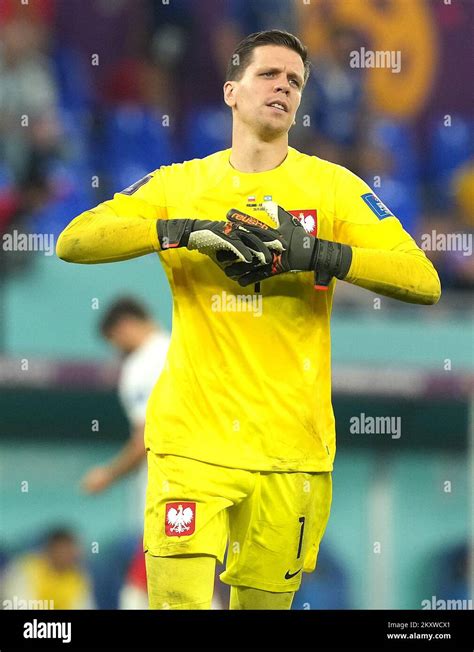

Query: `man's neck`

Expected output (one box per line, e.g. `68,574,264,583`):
229,128,289,173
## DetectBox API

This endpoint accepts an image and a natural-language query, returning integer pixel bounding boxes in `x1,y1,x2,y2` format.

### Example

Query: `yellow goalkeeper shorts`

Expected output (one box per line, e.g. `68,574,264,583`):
143,451,332,593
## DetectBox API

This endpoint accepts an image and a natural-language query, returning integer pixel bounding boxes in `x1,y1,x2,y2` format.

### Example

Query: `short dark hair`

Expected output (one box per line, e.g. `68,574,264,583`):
226,30,310,86
44,527,77,547
99,297,150,337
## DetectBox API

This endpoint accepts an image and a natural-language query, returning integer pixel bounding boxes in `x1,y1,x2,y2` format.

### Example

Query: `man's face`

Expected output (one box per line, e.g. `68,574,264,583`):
224,45,305,139
106,317,144,355
47,539,81,571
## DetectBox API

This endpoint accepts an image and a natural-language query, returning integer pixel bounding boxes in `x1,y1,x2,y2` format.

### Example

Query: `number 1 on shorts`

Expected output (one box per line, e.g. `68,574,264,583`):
297,516,305,559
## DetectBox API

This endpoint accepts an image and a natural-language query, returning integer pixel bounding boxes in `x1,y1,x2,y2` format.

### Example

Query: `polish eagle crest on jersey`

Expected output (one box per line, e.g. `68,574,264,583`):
262,202,318,237
288,209,318,237
165,502,196,536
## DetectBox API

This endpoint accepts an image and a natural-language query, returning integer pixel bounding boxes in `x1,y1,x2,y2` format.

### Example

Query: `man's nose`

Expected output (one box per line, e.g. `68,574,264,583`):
274,79,290,94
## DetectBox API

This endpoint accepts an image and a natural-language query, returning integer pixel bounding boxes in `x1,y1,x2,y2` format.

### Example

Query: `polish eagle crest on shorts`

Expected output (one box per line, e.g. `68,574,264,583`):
165,502,196,537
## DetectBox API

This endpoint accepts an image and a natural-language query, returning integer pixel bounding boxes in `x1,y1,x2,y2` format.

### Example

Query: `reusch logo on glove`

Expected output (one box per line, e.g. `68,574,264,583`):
165,502,196,537
228,211,272,230
288,210,318,237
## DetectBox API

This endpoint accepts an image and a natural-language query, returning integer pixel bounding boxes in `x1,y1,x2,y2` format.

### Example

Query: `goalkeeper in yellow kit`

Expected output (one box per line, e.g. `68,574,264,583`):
56,30,441,610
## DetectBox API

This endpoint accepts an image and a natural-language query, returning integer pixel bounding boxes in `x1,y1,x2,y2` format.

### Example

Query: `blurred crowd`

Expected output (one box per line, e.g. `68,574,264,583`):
1,528,95,609
0,0,473,290
1,523,468,611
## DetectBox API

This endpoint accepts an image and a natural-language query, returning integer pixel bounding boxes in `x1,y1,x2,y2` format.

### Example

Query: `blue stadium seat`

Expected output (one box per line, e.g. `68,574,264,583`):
30,193,94,238
89,533,138,610
370,119,419,183
0,162,14,191
57,107,95,173
434,541,469,604
368,178,420,235
51,46,94,115
429,116,473,193
30,159,95,236
291,543,350,610
101,106,176,190
184,105,232,159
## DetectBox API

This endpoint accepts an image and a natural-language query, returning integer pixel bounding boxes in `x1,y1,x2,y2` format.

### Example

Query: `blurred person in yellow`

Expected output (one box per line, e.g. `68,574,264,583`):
448,161,474,288
56,30,441,610
1,528,94,610
80,297,169,609
453,160,474,228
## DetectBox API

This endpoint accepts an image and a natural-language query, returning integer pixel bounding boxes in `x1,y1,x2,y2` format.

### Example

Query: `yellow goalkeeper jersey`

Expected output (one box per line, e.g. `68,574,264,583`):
57,147,440,472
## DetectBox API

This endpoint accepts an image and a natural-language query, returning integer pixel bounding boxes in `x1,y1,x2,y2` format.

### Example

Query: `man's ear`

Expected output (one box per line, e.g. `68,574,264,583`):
223,81,236,108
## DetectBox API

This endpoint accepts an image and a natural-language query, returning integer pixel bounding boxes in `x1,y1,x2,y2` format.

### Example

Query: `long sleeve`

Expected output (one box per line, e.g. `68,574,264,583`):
333,167,441,305
56,172,167,264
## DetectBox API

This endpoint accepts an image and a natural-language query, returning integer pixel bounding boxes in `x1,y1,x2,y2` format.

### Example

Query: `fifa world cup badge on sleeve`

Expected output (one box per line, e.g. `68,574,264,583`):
165,502,196,537
120,174,153,195
361,193,393,219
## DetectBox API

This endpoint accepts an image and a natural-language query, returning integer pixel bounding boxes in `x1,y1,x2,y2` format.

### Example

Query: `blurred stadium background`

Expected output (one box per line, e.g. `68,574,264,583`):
0,0,473,610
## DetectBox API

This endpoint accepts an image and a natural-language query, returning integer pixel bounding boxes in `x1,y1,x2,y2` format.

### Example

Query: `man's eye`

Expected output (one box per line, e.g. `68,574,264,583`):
290,79,300,88
262,72,274,77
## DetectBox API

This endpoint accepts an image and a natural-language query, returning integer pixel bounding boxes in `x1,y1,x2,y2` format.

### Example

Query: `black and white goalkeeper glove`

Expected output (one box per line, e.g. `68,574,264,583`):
223,206,353,289
156,218,282,266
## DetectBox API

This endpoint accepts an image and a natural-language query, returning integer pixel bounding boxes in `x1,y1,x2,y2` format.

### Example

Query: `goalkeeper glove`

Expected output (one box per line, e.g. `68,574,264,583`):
223,206,353,289
156,218,280,266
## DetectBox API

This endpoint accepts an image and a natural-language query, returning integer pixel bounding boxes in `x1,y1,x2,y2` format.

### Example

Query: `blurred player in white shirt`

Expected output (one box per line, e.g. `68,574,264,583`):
80,297,169,609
